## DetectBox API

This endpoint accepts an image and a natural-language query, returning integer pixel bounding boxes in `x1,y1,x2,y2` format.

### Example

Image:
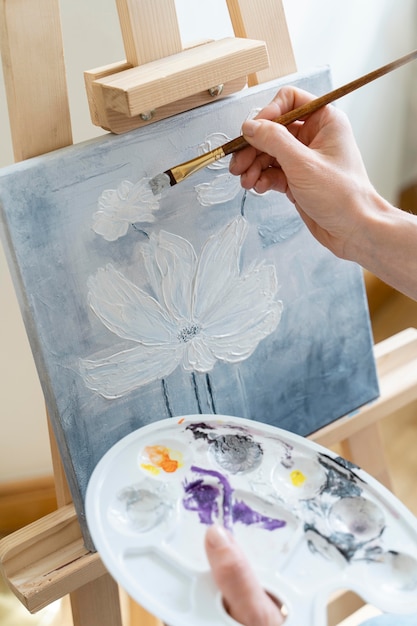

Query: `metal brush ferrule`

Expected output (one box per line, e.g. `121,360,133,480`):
170,147,226,183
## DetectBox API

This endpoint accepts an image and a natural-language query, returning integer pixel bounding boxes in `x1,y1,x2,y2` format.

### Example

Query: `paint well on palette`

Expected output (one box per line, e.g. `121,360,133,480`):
110,480,174,534
328,496,385,541
118,487,168,531
186,422,264,474
209,433,263,473
272,455,327,500
369,552,417,591
141,445,183,474
183,465,286,531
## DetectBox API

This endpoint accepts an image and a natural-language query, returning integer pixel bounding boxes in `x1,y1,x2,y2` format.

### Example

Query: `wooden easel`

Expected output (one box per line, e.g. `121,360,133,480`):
1,2,417,625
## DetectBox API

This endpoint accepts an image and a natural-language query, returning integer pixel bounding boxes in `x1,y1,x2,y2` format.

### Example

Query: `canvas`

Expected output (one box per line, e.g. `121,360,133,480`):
0,67,379,546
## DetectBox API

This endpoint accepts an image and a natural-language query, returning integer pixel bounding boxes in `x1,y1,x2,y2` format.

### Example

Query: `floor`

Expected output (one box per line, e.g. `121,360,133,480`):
1,268,417,625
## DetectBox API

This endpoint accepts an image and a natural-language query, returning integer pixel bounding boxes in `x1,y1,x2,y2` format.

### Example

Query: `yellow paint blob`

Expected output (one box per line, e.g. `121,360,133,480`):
141,463,160,475
290,469,306,487
143,445,183,474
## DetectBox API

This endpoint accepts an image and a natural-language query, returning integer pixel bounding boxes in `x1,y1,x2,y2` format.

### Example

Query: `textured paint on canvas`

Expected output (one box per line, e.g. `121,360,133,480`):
0,68,379,544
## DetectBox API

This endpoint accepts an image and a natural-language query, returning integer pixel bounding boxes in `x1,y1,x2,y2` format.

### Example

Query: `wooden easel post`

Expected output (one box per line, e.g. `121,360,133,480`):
0,1,123,625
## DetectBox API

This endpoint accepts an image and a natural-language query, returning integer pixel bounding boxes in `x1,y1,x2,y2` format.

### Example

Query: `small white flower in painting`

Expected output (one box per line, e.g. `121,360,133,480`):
198,132,232,170
195,123,269,206
195,132,241,206
92,178,160,241
80,216,283,399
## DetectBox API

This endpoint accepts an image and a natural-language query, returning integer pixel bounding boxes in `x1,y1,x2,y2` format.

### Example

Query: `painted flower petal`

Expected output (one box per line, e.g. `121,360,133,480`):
205,303,282,363
100,179,159,220
92,212,130,242
203,263,279,333
79,343,182,399
142,230,197,323
195,173,241,206
193,216,247,322
121,178,161,207
88,264,175,343
181,338,217,372
203,264,283,363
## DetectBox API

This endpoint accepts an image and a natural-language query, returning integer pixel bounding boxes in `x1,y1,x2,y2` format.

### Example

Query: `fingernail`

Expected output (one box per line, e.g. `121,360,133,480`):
207,524,232,549
242,119,261,137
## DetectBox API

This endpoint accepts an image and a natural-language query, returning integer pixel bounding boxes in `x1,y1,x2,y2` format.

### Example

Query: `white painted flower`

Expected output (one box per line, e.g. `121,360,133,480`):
195,132,241,206
80,216,283,399
92,178,160,241
198,132,233,170
195,123,269,206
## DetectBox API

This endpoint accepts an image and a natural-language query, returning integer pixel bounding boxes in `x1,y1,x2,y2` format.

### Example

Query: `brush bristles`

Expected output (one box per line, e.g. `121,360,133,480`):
149,172,175,196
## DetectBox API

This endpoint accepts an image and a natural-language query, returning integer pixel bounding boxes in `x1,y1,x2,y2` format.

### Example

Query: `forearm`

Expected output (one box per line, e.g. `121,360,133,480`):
346,189,417,301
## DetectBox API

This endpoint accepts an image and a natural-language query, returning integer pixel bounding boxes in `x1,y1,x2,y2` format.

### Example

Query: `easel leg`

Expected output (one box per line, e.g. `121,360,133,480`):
48,416,124,625
129,596,164,626
70,574,123,626
340,423,393,489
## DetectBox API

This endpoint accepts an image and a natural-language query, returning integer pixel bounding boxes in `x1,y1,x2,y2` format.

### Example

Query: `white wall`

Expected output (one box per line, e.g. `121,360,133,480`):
1,0,416,481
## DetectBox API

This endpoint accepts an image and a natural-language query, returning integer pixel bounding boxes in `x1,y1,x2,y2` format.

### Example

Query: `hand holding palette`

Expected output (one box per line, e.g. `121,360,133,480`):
86,415,417,625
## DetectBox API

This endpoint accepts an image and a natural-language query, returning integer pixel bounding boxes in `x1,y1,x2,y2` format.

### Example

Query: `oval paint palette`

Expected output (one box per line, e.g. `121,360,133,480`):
86,415,417,626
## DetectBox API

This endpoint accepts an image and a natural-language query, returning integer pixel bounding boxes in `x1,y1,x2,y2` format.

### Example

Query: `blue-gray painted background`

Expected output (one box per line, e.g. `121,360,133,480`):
0,68,379,546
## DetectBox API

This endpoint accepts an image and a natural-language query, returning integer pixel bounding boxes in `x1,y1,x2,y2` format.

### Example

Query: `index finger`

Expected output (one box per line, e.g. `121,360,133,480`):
255,86,318,123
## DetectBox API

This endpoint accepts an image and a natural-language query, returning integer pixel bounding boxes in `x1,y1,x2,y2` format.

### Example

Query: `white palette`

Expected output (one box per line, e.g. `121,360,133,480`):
86,415,417,625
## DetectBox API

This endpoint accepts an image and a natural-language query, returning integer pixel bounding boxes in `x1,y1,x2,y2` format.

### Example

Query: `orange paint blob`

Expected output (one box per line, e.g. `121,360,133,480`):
145,445,181,473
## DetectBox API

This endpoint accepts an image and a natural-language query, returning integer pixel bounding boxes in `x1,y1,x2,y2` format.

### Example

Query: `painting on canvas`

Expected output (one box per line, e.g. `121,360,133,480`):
0,68,379,544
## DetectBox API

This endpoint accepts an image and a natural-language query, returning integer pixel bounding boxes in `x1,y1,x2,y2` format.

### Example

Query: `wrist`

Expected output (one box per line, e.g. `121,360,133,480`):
347,187,417,300
343,185,391,263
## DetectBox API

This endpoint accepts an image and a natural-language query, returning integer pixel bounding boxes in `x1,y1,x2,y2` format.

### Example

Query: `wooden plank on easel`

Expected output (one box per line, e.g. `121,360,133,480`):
226,0,297,85
0,0,73,161
97,37,268,116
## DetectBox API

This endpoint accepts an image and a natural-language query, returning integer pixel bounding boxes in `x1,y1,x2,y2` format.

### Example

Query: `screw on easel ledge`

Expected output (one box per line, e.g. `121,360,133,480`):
208,84,224,97
140,110,156,121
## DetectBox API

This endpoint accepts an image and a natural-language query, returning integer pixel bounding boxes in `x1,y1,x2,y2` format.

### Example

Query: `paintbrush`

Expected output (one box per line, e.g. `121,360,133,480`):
149,48,417,195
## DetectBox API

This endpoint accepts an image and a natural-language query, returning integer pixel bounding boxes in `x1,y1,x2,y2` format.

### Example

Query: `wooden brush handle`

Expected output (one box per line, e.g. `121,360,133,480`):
221,48,417,157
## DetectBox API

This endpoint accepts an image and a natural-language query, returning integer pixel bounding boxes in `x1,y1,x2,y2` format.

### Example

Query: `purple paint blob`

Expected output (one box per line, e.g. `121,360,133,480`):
232,499,286,530
182,465,286,532
184,465,234,529
183,479,220,525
